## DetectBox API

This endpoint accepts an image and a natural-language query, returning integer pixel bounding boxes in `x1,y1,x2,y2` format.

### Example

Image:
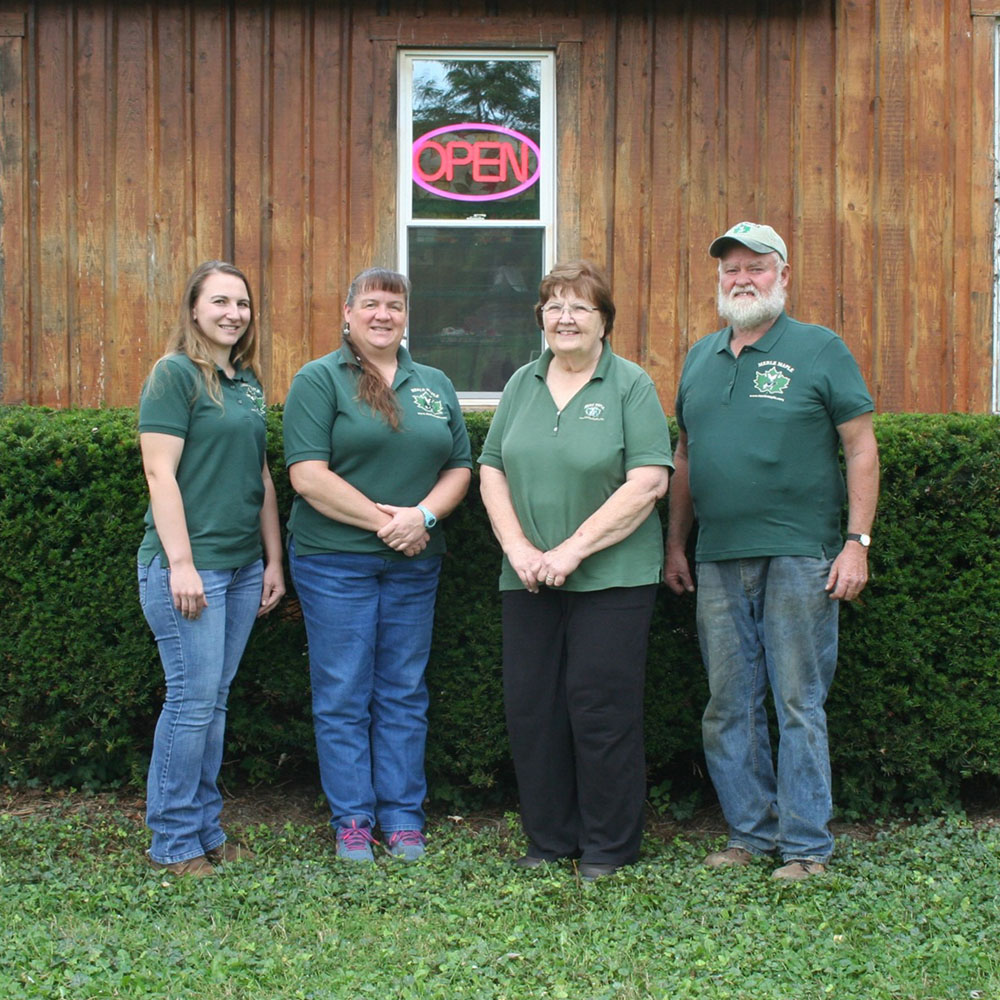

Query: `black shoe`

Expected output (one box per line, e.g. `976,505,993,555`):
513,855,546,869
578,862,620,881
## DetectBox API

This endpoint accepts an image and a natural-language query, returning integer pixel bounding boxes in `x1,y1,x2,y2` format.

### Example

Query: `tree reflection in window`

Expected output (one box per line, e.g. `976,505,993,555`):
411,59,541,220
413,60,540,136
403,55,550,394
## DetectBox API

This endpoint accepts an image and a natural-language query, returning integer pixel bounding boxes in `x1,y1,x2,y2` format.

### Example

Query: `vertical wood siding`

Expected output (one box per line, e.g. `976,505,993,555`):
0,0,994,411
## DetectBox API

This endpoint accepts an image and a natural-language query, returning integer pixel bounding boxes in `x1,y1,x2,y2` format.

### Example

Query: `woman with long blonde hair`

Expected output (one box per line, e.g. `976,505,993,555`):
138,261,285,876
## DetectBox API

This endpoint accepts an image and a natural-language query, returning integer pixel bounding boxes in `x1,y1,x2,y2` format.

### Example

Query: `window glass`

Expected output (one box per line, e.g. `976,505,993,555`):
408,227,544,395
411,59,541,221
400,53,554,399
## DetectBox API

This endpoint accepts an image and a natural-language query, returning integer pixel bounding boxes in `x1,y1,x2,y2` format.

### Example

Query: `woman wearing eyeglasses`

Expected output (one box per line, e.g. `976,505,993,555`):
479,260,673,880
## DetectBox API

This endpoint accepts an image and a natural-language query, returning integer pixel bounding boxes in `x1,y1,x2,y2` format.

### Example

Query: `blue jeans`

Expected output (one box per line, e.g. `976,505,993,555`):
139,555,263,865
289,542,442,833
696,556,839,863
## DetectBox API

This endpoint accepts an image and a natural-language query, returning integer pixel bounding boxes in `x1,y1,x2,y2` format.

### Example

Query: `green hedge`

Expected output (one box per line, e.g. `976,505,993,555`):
1,407,998,816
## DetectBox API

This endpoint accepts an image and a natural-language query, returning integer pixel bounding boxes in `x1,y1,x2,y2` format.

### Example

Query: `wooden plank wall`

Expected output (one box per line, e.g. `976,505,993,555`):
0,0,994,411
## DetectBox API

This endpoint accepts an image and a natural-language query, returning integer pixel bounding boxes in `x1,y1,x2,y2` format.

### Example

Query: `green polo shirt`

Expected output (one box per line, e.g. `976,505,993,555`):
479,341,673,592
283,344,472,558
138,354,267,569
675,311,874,562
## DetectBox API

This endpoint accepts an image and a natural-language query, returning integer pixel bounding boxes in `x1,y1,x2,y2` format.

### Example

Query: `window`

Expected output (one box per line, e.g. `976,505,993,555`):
398,52,556,402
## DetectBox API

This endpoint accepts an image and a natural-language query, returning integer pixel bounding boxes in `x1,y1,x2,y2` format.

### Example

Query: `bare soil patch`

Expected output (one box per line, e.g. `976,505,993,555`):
4,780,997,844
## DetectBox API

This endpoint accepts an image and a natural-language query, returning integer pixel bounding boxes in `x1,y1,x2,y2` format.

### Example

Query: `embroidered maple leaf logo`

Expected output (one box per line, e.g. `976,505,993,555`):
753,367,791,395
411,388,445,416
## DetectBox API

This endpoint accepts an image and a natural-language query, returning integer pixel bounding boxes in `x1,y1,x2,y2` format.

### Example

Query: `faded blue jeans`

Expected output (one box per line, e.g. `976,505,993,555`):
139,555,263,865
696,556,839,863
289,541,442,834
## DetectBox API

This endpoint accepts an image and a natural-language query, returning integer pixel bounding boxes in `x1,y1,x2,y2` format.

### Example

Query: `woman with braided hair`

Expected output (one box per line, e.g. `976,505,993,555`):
284,267,471,862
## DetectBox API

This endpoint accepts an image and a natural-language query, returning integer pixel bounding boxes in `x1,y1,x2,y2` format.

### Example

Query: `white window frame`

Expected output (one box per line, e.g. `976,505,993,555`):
397,50,557,405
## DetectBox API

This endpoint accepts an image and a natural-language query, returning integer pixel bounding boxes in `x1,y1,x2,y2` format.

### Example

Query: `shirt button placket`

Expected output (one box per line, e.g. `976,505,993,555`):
724,357,739,403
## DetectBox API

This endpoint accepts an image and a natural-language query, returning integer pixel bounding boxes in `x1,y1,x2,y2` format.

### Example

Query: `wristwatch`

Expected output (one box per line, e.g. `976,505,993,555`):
845,532,871,548
416,504,437,529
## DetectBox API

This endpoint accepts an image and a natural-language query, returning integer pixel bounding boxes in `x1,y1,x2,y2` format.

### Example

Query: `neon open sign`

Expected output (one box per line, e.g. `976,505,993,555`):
412,123,541,203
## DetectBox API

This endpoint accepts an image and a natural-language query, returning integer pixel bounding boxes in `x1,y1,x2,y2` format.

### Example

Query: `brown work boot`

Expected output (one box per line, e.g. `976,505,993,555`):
772,859,826,881
703,846,754,868
149,854,216,877
205,842,255,865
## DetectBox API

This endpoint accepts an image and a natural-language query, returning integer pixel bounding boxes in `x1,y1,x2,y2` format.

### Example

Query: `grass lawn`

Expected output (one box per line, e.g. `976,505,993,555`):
1,793,998,1000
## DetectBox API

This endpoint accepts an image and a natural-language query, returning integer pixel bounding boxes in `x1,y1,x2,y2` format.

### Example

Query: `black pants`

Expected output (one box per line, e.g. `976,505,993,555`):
501,584,658,866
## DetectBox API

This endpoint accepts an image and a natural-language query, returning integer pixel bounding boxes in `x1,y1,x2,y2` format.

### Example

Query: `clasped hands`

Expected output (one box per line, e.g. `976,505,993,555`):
375,503,430,557
507,538,583,593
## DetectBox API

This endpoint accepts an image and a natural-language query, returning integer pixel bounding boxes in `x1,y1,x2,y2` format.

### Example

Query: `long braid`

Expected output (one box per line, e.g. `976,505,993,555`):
344,267,410,430
344,328,402,430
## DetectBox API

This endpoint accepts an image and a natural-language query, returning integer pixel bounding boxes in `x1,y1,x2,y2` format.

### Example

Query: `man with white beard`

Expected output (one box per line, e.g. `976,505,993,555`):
665,222,879,880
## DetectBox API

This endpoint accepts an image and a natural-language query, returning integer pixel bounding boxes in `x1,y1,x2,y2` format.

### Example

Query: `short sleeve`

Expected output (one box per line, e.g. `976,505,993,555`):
283,361,339,466
440,376,474,470
138,357,196,439
622,371,674,471
813,337,874,426
478,370,521,471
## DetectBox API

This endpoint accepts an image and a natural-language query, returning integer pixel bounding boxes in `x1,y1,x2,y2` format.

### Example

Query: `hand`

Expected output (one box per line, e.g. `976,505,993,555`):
664,547,695,595
536,542,584,590
257,562,286,617
170,563,208,620
506,539,546,593
400,535,430,558
375,503,429,553
825,544,869,601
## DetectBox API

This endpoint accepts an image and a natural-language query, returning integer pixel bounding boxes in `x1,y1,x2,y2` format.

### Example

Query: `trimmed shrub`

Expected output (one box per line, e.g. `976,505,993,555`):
831,414,1000,813
1,407,998,815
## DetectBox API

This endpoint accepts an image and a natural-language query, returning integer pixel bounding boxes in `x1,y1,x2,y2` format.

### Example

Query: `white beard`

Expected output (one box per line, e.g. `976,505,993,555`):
717,280,786,330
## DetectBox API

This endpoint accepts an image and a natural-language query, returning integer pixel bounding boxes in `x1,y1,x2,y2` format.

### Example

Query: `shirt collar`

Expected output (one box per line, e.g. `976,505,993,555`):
532,338,614,380
217,361,253,383
335,341,415,383
713,310,790,356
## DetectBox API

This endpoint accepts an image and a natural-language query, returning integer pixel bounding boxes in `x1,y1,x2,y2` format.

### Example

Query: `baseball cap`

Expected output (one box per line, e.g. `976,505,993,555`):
709,222,787,262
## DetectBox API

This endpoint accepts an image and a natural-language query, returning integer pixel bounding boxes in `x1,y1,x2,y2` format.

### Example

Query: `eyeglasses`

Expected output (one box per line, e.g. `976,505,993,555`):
542,301,599,320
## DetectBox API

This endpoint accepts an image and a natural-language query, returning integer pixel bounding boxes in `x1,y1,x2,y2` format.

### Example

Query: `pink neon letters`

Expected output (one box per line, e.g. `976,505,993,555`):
412,123,541,202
